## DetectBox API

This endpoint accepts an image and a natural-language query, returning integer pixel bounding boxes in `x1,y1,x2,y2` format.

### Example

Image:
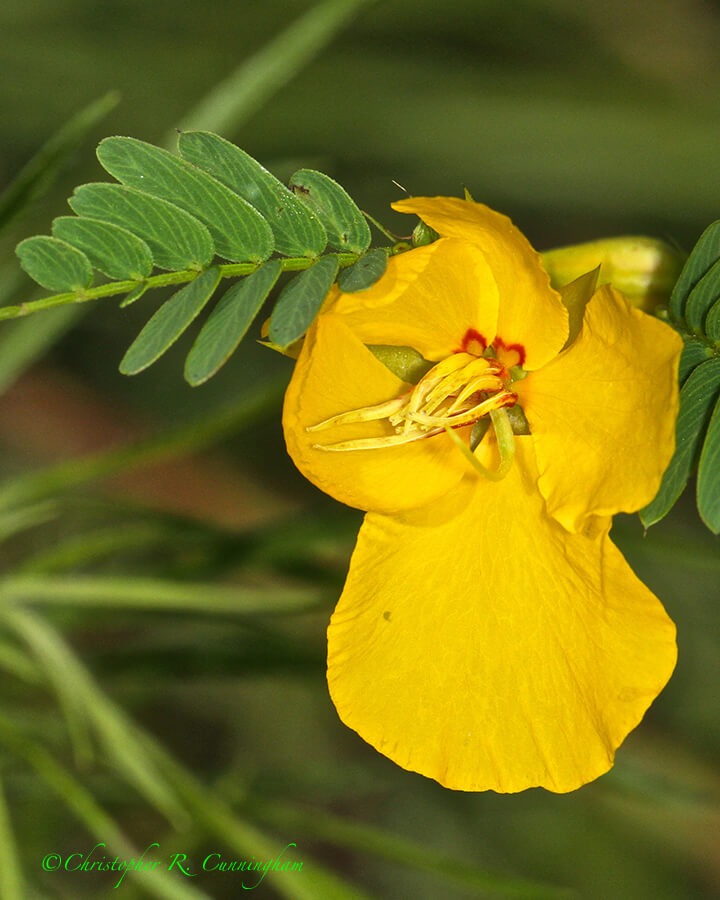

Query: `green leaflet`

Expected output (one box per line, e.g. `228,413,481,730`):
678,338,712,384
697,394,720,532
52,216,153,281
16,235,92,292
367,345,434,383
184,261,282,386
669,220,720,324
97,137,274,263
705,298,720,342
120,267,222,375
70,183,214,272
268,255,339,349
683,256,720,334
289,169,370,254
337,249,388,292
177,131,326,258
641,357,720,528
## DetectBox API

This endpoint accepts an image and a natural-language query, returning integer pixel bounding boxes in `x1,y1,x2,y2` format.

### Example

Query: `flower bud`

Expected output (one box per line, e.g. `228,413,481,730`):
541,237,683,313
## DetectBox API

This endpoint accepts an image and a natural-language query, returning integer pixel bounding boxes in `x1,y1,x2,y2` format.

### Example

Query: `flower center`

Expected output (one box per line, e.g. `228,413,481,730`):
307,351,520,479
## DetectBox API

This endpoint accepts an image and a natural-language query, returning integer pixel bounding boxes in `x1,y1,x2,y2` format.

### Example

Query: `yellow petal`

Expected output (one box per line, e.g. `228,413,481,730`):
283,314,469,514
327,441,676,793
327,238,499,361
515,285,683,533
392,196,568,369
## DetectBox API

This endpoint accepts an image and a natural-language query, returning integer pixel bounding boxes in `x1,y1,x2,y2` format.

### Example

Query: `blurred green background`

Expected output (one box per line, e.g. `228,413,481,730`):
0,1,719,898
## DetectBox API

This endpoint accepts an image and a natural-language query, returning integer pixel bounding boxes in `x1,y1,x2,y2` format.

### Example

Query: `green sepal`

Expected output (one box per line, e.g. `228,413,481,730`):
70,183,214,272
697,394,720,532
337,249,388,292
267,255,339,350
366,345,434,383
177,131,326,259
120,267,222,375
97,136,274,263
640,357,720,528
16,235,93,292
289,169,370,254
184,261,282,386
669,220,720,324
52,215,153,281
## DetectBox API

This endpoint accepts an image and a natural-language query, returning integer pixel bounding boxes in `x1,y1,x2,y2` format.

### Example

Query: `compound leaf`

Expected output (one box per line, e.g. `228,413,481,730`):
697,394,720,532
337,249,388,292
669,221,720,324
97,137,273,263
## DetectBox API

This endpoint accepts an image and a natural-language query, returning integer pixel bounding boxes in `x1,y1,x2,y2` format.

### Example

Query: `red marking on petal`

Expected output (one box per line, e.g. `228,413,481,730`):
456,328,487,356
492,337,526,367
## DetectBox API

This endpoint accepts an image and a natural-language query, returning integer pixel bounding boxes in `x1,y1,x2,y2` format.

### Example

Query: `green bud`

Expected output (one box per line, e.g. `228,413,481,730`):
541,237,684,313
412,220,440,247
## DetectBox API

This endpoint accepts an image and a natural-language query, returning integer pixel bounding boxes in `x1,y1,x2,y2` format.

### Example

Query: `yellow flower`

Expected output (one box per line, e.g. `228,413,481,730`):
282,197,683,793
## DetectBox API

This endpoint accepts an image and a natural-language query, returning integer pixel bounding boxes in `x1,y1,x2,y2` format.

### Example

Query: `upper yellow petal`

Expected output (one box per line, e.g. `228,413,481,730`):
515,284,683,533
283,313,469,514
327,238,499,361
392,196,568,369
327,441,676,793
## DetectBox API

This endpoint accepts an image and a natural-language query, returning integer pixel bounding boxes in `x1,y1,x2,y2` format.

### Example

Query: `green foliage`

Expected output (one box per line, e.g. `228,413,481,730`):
645,225,720,532
337,247,388,292
10,132,387,384
288,168,371,253
120,267,222,375
269,254,340,349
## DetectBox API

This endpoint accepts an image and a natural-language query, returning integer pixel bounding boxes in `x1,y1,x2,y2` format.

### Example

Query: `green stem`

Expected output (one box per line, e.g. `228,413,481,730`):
0,253,360,322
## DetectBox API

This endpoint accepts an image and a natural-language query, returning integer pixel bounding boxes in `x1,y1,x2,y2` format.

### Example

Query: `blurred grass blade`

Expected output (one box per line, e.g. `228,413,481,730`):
141,739,372,900
97,137,274,263
683,257,720,334
2,575,326,615
0,640,43,685
173,0,374,138
0,776,24,900
0,378,284,512
289,169,371,253
669,221,720,324
120,266,221,375
0,608,188,827
184,260,282,385
70,183,214,271
0,91,119,233
52,216,154,280
337,249,388,292
0,714,211,900
16,236,93,292
0,502,57,542
178,131,327,258
641,357,720,527
697,394,720,532
268,255,339,348
250,799,574,900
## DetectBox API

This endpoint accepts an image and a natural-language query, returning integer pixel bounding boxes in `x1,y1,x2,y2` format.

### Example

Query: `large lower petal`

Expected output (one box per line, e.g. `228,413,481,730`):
327,441,676,793
516,285,683,533
392,197,568,369
283,314,469,514
327,238,498,361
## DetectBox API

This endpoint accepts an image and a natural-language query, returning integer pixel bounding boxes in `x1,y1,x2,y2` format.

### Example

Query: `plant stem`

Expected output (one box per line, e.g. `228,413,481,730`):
0,253,359,322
